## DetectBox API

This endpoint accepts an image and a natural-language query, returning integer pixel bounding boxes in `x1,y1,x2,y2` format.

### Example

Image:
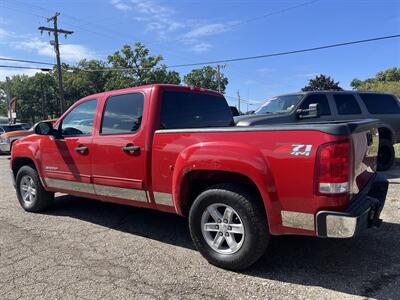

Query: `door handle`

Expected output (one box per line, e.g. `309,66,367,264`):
75,145,88,154
122,144,140,154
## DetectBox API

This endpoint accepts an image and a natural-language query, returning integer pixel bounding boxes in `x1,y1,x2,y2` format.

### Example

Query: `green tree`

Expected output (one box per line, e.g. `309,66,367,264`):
183,66,228,93
0,73,59,123
106,42,180,90
63,59,112,107
351,67,400,97
302,74,343,91
0,88,8,116
0,43,183,122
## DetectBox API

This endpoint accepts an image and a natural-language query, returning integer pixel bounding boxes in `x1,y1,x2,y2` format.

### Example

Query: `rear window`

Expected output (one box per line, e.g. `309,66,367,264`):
160,91,234,129
359,93,400,114
333,94,362,115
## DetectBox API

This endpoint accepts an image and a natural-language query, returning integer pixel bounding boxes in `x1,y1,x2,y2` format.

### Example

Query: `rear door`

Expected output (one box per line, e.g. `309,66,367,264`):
91,92,148,203
358,93,400,142
331,93,364,121
41,99,98,194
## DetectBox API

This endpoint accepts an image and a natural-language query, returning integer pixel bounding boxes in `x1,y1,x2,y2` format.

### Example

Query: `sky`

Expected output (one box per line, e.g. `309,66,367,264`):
0,0,399,109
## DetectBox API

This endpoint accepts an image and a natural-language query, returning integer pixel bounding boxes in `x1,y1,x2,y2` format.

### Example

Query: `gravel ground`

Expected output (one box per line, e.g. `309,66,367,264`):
0,154,399,299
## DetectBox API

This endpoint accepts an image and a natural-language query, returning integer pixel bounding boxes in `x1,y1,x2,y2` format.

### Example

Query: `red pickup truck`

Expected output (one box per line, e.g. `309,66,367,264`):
10,84,388,270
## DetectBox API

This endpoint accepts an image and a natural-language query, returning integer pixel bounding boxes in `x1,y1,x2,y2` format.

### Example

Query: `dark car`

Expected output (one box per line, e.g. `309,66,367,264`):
235,91,400,171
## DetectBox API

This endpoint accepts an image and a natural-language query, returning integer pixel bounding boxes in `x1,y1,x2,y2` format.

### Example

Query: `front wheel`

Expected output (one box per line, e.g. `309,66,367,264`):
16,165,54,212
189,184,270,270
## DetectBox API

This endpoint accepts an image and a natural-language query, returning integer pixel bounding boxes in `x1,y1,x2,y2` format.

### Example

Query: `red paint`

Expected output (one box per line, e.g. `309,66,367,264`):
11,84,377,236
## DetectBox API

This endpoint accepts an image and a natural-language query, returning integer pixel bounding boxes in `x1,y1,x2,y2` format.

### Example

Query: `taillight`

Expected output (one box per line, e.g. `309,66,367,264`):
315,140,351,195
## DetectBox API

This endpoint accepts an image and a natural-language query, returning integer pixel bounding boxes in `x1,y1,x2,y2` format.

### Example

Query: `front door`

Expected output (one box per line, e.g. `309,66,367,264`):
91,92,148,203
298,93,334,122
41,99,98,195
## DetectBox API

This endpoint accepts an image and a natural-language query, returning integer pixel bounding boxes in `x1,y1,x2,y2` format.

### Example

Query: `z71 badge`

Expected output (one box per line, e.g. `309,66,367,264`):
291,144,312,156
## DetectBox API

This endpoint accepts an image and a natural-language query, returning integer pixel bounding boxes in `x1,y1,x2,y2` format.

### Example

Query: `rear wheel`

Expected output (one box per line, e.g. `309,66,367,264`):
189,183,269,270
16,165,54,212
377,138,395,171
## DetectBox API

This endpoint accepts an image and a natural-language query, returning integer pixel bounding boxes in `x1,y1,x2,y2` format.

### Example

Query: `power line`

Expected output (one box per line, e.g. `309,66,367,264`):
0,65,51,71
0,4,47,20
167,34,400,68
225,95,262,105
0,63,263,104
8,0,179,60
228,0,322,29
8,0,322,64
0,57,54,66
3,34,400,74
67,33,400,71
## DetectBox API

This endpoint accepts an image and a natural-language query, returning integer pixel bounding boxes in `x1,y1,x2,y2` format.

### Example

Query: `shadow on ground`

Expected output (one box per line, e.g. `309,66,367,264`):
46,195,400,299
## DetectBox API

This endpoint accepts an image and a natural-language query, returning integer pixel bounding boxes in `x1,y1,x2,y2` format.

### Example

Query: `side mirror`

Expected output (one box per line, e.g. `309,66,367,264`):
296,103,319,119
34,122,59,137
229,106,240,116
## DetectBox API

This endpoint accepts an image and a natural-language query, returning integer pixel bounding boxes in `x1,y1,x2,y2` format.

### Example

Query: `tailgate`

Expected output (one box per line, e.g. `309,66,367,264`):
350,126,379,195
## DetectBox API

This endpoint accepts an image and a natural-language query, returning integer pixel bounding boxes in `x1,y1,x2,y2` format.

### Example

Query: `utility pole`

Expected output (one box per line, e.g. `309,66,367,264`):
38,13,73,114
5,77,12,125
236,90,241,113
216,65,221,93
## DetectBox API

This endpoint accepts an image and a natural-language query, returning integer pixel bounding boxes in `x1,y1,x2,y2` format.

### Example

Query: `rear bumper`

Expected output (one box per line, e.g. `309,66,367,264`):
316,173,388,238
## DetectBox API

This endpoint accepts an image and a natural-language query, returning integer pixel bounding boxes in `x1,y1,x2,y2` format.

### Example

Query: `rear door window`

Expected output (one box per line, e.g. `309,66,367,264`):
160,91,233,129
359,93,400,114
333,94,362,115
300,94,331,116
101,93,144,135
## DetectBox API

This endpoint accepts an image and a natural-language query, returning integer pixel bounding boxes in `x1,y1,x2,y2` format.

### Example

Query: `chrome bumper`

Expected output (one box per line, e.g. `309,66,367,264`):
316,173,388,238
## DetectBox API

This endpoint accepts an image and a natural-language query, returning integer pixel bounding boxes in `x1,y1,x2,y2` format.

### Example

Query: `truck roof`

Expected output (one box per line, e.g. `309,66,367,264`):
80,84,223,100
275,90,396,97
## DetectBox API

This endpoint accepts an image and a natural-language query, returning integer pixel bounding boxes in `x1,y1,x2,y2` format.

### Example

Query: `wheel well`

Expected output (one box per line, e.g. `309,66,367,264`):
378,127,393,143
12,157,36,177
179,170,265,217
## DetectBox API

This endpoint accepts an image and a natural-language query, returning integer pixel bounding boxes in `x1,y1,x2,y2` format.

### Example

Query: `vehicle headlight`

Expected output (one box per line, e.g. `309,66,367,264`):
0,136,10,144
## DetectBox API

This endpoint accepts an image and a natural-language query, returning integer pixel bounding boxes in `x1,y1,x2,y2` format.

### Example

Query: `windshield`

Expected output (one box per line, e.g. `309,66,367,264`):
255,95,303,115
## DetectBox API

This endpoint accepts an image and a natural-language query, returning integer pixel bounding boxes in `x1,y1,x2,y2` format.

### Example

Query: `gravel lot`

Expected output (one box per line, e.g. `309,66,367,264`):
0,154,399,299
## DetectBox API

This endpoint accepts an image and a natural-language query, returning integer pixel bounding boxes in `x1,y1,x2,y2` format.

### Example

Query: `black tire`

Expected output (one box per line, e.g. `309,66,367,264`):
189,183,270,270
377,138,395,171
16,165,54,212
